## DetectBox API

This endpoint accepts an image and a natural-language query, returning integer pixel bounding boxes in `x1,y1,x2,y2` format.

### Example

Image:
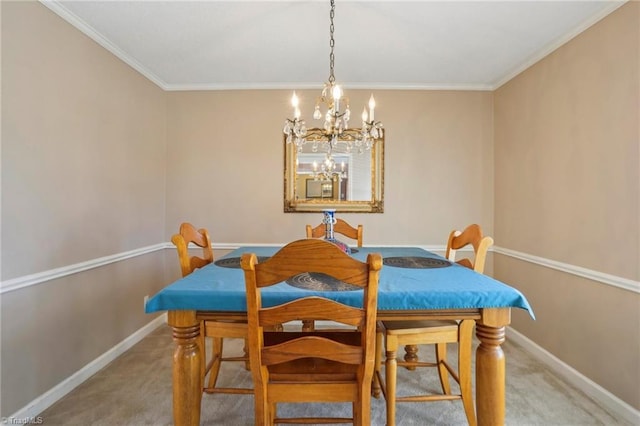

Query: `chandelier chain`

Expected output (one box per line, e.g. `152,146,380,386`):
328,0,335,84
283,0,383,159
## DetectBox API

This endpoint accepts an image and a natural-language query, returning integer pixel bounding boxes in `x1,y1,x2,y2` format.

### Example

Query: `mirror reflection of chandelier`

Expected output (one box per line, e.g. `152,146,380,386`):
283,0,383,161
311,158,347,181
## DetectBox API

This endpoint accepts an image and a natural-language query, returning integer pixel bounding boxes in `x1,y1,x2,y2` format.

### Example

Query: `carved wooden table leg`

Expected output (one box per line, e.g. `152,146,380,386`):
169,311,202,426
385,346,398,426
476,308,510,426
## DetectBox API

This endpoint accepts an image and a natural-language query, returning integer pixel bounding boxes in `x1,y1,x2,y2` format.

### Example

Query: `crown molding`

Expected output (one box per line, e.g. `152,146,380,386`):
492,0,627,89
162,82,494,92
39,0,169,90
40,0,500,93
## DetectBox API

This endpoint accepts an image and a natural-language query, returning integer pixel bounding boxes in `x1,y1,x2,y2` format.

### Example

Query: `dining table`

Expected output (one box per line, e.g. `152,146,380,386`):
145,244,534,426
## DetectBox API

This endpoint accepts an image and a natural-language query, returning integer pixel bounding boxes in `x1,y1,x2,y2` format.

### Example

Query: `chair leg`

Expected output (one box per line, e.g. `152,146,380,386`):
359,381,371,425
207,337,224,389
372,329,383,398
458,320,477,426
253,385,269,425
244,338,250,370
385,335,399,426
269,402,276,425
435,343,452,395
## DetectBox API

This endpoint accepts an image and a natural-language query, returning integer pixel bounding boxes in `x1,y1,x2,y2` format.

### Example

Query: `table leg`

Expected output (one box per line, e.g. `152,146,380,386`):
385,347,398,426
169,311,202,426
475,308,510,426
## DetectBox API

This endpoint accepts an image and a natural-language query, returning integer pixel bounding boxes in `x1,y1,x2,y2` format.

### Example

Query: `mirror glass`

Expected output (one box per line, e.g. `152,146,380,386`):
284,135,384,213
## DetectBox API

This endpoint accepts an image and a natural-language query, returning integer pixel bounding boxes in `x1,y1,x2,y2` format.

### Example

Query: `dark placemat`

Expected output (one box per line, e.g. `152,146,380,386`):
286,272,361,292
214,256,271,269
383,256,451,269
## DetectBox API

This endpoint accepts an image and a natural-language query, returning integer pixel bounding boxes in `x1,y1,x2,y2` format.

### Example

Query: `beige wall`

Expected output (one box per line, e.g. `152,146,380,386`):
494,2,639,409
2,0,638,419
1,2,495,417
165,89,494,244
1,1,168,415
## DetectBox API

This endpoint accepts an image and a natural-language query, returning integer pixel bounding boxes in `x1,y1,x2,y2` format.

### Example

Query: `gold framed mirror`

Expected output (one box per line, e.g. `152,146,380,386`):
284,134,384,213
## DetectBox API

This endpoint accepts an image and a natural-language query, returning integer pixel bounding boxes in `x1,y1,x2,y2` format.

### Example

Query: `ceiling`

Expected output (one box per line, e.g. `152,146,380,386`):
43,1,625,91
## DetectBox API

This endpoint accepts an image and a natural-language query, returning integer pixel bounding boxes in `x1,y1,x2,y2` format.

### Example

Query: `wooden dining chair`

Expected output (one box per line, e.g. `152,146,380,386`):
241,239,382,425
171,222,252,396
306,218,364,247
374,223,494,426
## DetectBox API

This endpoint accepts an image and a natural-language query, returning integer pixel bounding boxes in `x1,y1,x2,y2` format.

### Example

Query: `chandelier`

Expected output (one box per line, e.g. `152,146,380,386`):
283,0,383,162
311,158,347,181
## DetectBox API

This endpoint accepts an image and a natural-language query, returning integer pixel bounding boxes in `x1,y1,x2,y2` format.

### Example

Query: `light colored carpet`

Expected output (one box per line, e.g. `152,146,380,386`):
38,325,629,425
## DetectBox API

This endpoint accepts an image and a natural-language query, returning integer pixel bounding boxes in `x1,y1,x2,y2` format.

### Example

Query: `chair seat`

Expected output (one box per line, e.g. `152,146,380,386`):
381,320,458,334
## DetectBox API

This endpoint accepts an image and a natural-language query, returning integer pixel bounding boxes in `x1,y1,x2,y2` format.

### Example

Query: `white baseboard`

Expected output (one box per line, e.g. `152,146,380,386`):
10,313,167,421
507,327,640,425
9,316,638,424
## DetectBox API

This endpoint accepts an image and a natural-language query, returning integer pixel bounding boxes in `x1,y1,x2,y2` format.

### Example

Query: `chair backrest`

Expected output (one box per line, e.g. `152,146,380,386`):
445,224,494,273
241,238,381,395
306,219,364,247
171,222,214,277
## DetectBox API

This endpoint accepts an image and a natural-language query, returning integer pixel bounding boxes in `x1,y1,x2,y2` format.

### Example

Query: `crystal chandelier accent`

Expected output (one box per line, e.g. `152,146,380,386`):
311,157,347,181
283,0,383,160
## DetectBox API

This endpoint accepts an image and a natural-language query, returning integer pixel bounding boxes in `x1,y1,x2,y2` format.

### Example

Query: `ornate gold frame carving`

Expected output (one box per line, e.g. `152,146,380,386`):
284,132,384,213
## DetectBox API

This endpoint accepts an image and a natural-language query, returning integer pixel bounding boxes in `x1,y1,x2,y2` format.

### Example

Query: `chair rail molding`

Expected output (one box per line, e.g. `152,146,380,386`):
493,246,640,294
3,243,636,295
0,244,166,294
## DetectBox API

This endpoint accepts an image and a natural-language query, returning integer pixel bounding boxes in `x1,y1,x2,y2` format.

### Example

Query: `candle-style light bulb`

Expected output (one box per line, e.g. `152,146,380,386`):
332,85,342,100
313,161,318,171
362,107,368,123
332,85,341,112
368,94,376,121
291,92,300,120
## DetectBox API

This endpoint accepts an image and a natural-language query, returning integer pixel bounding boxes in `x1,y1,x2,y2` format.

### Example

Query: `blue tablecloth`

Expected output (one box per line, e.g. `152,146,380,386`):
146,246,534,318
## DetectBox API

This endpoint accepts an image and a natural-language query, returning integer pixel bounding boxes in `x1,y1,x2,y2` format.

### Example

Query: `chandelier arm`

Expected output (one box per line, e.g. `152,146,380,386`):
283,0,383,162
